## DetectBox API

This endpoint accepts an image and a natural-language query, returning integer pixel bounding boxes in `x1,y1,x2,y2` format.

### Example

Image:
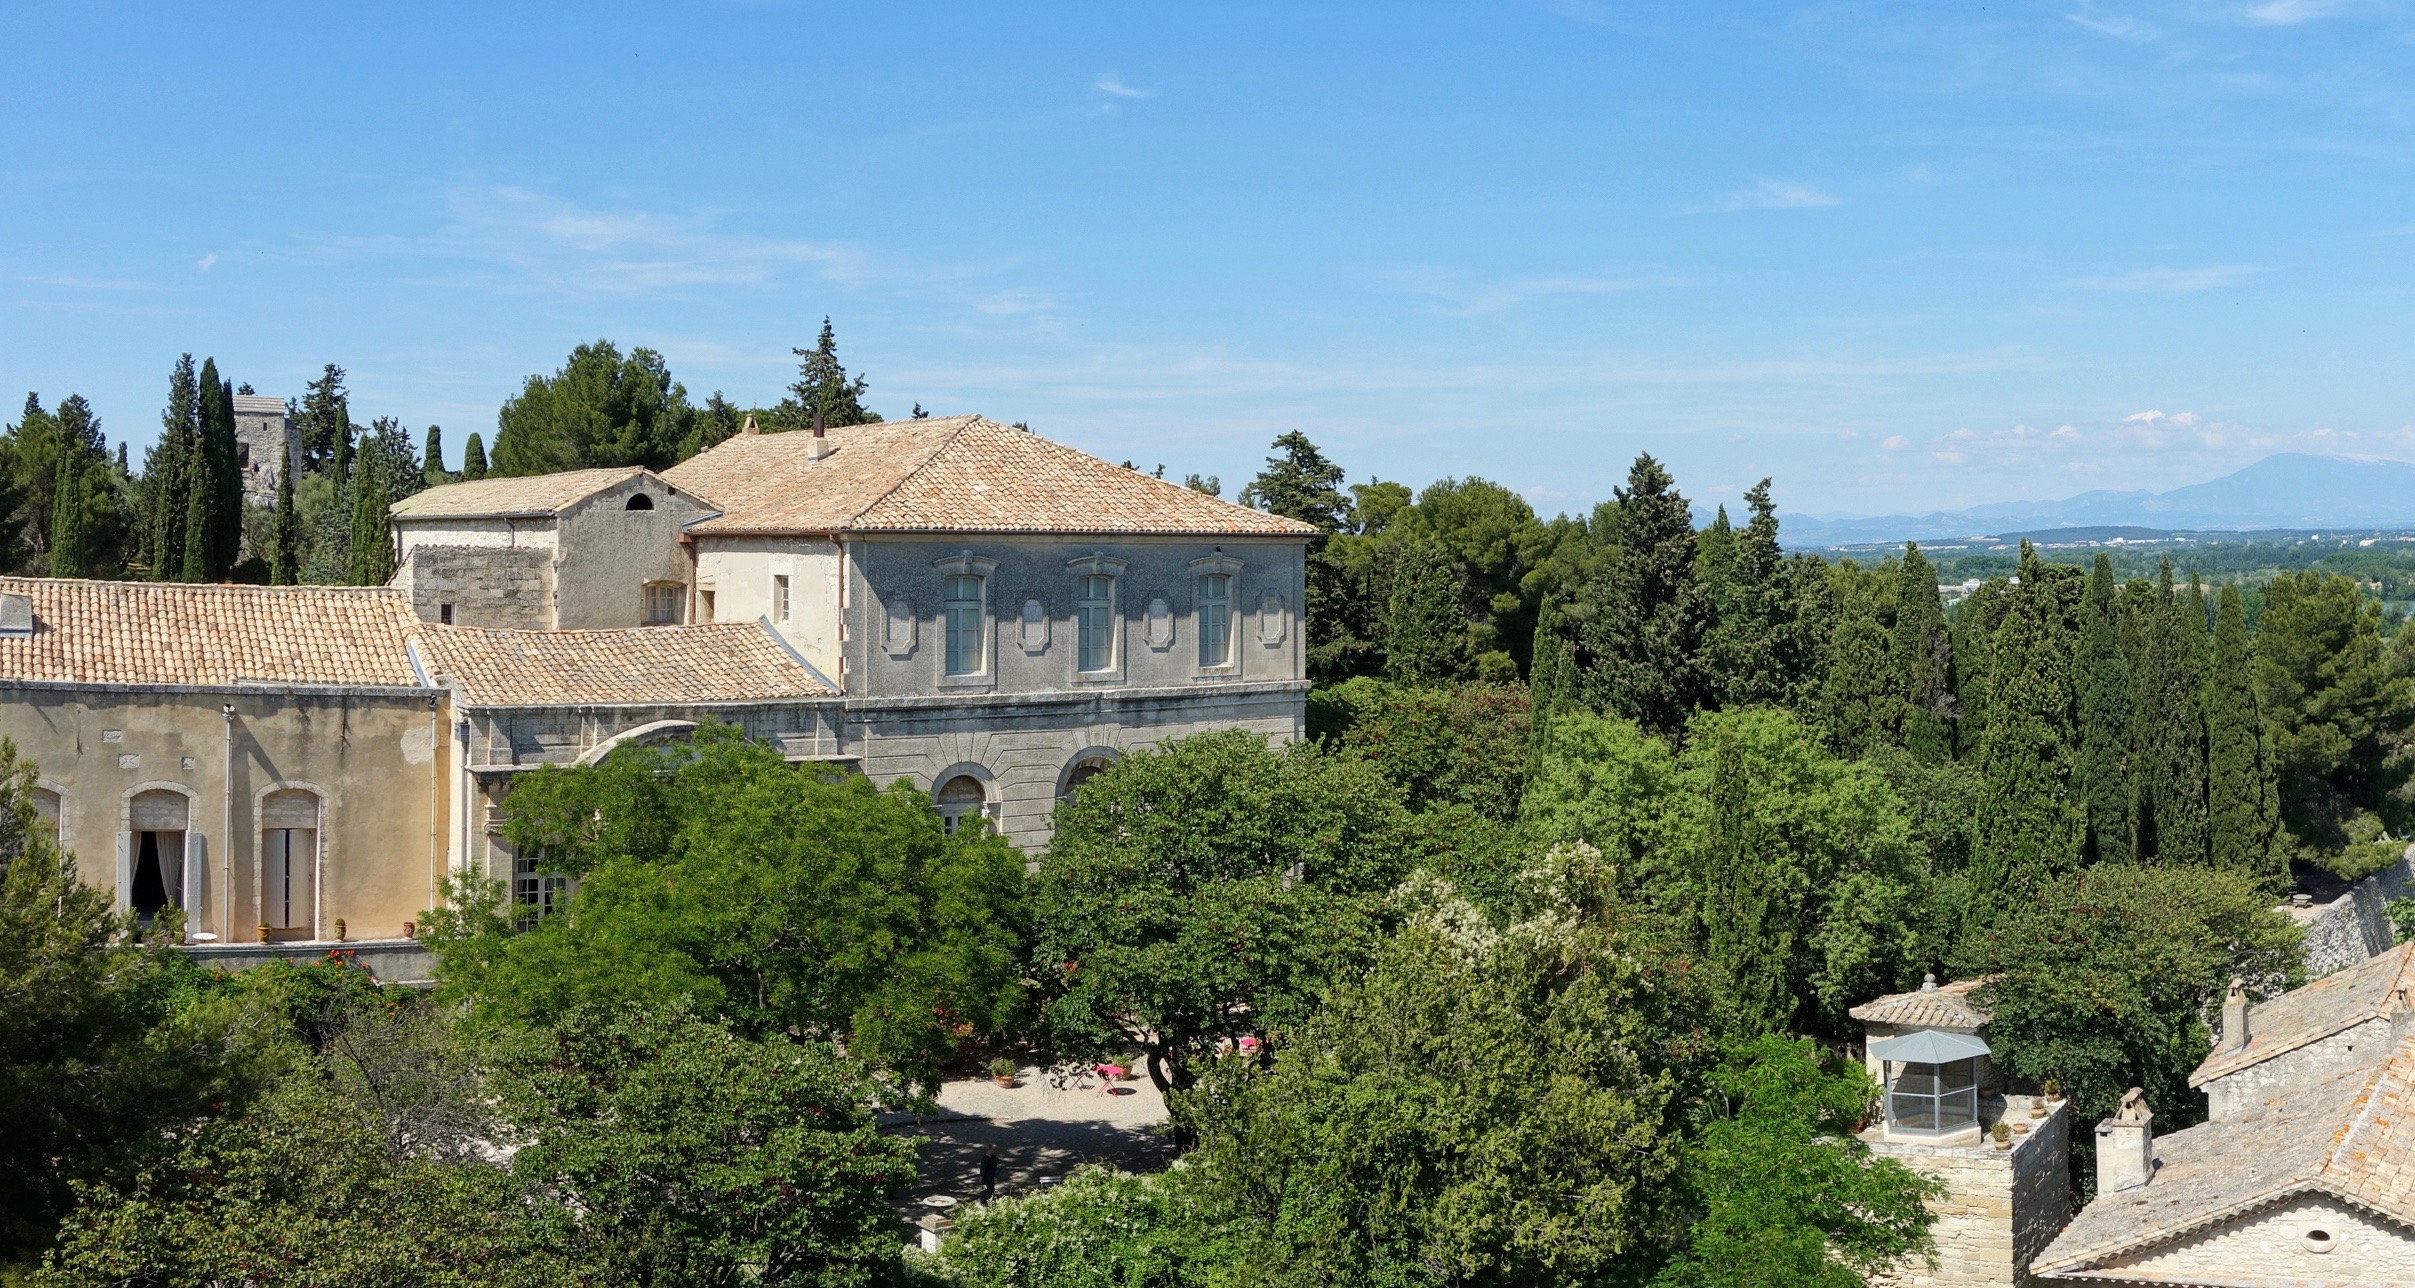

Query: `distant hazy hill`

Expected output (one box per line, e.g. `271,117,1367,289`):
1787,454,2415,547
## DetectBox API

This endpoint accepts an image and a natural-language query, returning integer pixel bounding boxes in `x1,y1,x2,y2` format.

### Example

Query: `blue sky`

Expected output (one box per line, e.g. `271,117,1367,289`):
4,1,2413,519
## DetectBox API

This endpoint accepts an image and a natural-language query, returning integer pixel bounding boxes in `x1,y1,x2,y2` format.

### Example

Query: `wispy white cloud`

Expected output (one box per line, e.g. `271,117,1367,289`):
1881,434,1911,450
1094,74,1152,100
2071,265,2260,293
2245,0,2346,26
1383,266,1687,314
1690,180,1841,213
2065,7,2161,42
2123,409,2203,426
196,252,218,272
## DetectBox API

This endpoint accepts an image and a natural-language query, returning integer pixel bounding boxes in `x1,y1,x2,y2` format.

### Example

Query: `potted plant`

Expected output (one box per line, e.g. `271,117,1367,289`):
1992,1121,2013,1150
1120,1053,1145,1081
2042,1078,2064,1104
987,1057,1018,1087
257,922,272,945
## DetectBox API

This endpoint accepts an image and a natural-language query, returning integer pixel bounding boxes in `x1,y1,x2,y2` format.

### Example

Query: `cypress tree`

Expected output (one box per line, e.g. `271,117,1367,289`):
1703,480,1814,710
422,425,447,483
462,432,488,480
2130,559,2210,864
1699,729,1793,1035
1820,597,1896,759
2075,554,2132,863
346,471,394,585
1526,594,1575,774
148,355,199,579
196,358,242,579
1696,504,1735,587
2206,583,2282,882
271,461,300,585
1384,537,1468,684
1891,542,1954,761
1968,545,2082,919
1950,577,2014,758
179,461,211,582
48,458,84,577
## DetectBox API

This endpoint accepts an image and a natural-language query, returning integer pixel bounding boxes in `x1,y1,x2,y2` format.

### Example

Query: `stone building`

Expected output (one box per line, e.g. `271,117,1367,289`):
0,578,446,950
2034,950,2415,1284
232,394,299,507
1853,975,2073,1287
0,414,1315,960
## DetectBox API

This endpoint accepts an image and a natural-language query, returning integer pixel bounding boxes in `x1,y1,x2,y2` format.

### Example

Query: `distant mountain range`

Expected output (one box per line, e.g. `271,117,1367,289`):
1785,454,2415,548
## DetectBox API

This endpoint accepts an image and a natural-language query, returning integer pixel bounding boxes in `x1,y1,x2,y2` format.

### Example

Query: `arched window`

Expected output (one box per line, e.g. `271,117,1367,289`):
1059,755,1114,806
624,492,655,511
935,775,988,834
127,788,190,922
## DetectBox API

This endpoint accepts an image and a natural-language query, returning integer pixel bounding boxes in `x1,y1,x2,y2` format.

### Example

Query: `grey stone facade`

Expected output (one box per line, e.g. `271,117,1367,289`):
2294,848,2414,978
2203,1014,2400,1121
395,546,554,628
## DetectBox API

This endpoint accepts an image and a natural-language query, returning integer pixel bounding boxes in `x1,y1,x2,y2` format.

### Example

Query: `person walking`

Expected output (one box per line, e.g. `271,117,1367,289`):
979,1143,999,1203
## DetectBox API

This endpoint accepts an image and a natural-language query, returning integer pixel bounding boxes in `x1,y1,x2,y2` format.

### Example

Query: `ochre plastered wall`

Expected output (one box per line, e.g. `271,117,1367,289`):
2,685,449,942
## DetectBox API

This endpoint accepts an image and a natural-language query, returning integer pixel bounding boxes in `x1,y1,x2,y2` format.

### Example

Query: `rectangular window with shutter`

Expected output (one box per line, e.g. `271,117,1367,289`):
1077,575,1114,672
1197,574,1232,667
945,574,985,675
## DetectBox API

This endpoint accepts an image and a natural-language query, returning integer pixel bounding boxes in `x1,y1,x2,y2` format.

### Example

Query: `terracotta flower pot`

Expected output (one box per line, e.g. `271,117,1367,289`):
993,1075,1015,1087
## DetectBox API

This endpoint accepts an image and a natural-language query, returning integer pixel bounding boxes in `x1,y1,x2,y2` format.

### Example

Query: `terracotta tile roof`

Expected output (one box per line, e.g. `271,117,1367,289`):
0,577,425,689
661,416,1319,538
1850,975,1993,1030
414,622,834,707
2035,1031,2415,1277
2191,943,2415,1088
390,467,652,520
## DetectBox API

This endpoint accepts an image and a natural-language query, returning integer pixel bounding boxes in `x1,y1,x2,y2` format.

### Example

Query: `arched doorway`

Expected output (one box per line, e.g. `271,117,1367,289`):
127,788,190,923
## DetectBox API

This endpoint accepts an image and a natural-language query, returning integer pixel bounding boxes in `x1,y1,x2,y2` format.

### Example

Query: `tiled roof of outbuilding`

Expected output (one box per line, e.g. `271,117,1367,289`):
0,577,425,689
2035,1031,2415,1277
661,415,1319,538
389,467,654,520
2191,942,2415,1087
1850,975,1993,1031
414,622,834,708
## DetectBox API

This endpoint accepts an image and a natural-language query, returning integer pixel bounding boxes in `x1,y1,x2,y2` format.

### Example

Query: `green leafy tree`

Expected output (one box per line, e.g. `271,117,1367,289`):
495,1004,918,1286
427,726,1027,1091
1968,548,2081,917
1575,454,1709,737
932,1167,1202,1288
1383,535,1469,683
1819,579,1898,759
2130,560,2209,864
1959,865,2299,1174
2206,583,2283,882
1314,677,1531,823
2255,569,2415,855
1238,431,1350,533
491,340,700,475
1394,476,1551,676
2075,555,2132,864
1521,708,1679,877
460,430,489,480
1648,1036,1943,1288
1032,729,1410,1092
345,468,393,585
1671,707,1933,1037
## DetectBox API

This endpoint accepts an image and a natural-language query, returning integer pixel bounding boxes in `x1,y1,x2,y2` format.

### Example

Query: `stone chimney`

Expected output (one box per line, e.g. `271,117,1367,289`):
2095,1088,2154,1194
807,409,834,462
2221,976,2249,1053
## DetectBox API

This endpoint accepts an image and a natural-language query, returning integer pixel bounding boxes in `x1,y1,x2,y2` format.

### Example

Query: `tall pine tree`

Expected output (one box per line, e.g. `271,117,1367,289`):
1819,579,1897,759
1891,542,1954,760
1703,480,1815,710
1968,544,2082,921
196,358,242,579
2075,554,2132,863
1573,454,1707,737
461,431,488,480
781,318,878,428
2130,559,2210,865
2205,583,2282,882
